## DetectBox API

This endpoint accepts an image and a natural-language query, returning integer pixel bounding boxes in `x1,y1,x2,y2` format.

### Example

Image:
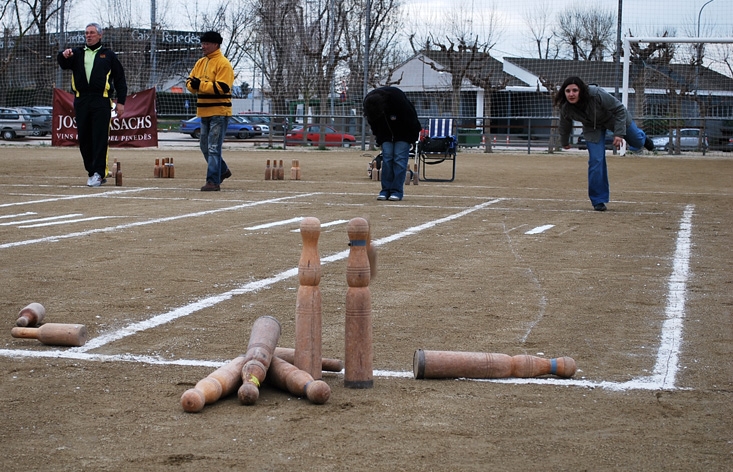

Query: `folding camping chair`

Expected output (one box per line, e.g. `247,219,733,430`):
417,118,457,182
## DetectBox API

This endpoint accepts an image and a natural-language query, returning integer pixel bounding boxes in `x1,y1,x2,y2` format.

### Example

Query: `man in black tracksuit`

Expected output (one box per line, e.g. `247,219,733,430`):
58,22,127,187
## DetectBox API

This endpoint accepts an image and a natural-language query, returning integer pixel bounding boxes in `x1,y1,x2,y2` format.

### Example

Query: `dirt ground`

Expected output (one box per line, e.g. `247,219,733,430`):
1,139,731,471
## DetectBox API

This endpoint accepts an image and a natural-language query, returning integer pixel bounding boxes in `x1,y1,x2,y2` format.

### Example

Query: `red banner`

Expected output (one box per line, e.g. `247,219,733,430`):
52,88,158,147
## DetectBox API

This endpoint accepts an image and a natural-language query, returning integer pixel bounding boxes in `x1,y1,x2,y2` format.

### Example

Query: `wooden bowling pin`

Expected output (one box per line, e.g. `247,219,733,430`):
274,347,344,373
344,217,373,388
265,159,271,180
154,158,161,178
366,222,377,280
168,158,175,178
413,349,576,379
412,163,419,185
11,323,87,347
111,158,118,178
16,302,46,327
291,159,298,180
295,159,301,180
278,160,285,180
267,356,331,404
115,161,122,186
294,217,323,380
238,315,282,405
180,355,247,412
162,158,169,178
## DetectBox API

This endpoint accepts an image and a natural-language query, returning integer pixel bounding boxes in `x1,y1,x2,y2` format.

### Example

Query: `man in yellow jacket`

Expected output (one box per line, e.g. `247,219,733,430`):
186,31,234,191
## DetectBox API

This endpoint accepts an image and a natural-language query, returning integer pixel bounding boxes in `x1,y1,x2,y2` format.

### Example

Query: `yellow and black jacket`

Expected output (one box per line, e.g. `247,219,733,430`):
186,48,234,117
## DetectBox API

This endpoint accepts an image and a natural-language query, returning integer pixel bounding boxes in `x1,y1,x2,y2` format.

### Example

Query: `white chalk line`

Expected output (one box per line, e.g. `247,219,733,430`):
0,192,321,250
0,213,82,226
0,187,151,208
0,201,695,392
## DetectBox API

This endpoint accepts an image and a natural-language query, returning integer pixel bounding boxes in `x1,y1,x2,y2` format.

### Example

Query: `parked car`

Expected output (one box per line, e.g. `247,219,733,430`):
0,107,33,140
651,128,708,151
18,106,52,136
241,113,288,134
286,125,356,147
707,130,733,152
238,114,270,135
233,115,266,136
179,116,261,139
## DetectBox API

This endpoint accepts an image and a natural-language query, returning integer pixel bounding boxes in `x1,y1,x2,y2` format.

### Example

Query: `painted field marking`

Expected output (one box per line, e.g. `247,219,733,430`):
0,192,321,250
291,219,349,232
0,201,695,392
0,187,151,208
245,217,304,230
19,216,120,228
525,224,555,235
0,212,36,219
0,214,82,226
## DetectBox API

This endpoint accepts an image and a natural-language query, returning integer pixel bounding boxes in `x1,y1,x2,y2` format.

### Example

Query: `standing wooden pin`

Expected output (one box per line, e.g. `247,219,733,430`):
11,323,87,347
16,302,46,327
344,217,373,388
238,315,281,405
412,163,419,185
278,159,285,180
168,158,175,178
115,161,122,186
294,159,301,180
294,217,322,380
154,158,161,178
291,159,298,180
265,159,272,180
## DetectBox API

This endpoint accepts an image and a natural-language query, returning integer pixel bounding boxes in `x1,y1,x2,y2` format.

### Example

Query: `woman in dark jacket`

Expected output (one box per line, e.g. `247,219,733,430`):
363,86,422,201
555,76,654,211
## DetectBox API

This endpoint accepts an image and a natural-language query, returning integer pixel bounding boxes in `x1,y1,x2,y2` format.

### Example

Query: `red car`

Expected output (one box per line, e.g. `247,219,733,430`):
286,125,356,147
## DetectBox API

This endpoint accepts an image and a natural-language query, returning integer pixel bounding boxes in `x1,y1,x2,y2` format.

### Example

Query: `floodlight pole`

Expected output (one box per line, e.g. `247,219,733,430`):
696,0,715,67
360,0,371,150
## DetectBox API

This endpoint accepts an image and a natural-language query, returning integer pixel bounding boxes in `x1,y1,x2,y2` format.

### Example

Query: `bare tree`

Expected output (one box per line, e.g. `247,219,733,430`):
0,0,70,104
522,0,558,59
341,0,406,96
408,3,503,118
554,2,615,61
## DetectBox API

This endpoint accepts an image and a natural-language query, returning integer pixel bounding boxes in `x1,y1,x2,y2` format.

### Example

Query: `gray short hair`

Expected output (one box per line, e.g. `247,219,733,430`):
86,23,103,36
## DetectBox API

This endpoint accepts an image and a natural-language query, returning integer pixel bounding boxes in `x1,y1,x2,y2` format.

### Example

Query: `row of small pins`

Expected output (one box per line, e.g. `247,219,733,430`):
265,159,301,180
154,158,175,178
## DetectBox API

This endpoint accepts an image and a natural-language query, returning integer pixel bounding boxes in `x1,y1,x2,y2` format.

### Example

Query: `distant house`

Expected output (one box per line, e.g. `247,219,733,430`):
378,52,733,137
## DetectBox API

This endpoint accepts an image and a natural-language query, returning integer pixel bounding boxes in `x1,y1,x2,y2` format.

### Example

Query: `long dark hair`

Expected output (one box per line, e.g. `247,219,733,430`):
553,76,589,107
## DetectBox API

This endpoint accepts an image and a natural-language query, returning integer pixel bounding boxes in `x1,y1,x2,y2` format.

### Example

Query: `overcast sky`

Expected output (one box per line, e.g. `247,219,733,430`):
65,0,732,69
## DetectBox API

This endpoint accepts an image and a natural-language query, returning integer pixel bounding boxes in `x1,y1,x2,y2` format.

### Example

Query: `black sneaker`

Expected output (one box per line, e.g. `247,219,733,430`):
593,203,607,211
222,169,232,180
644,137,655,151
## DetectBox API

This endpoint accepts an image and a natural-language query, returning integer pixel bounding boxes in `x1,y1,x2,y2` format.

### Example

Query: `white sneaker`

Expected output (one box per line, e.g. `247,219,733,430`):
86,175,94,186
88,173,102,187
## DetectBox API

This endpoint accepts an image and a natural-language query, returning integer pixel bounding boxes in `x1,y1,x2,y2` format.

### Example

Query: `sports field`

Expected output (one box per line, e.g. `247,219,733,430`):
1,142,731,471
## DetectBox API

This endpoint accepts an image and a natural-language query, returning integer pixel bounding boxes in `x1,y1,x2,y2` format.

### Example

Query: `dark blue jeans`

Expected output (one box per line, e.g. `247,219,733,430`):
379,141,411,199
200,115,230,184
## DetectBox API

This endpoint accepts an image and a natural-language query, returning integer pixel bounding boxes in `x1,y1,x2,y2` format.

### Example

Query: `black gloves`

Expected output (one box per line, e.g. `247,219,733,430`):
188,77,201,90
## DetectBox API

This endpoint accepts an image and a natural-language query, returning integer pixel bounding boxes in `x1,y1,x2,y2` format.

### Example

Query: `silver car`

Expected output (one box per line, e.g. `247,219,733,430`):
0,107,34,140
651,128,708,151
18,106,52,136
